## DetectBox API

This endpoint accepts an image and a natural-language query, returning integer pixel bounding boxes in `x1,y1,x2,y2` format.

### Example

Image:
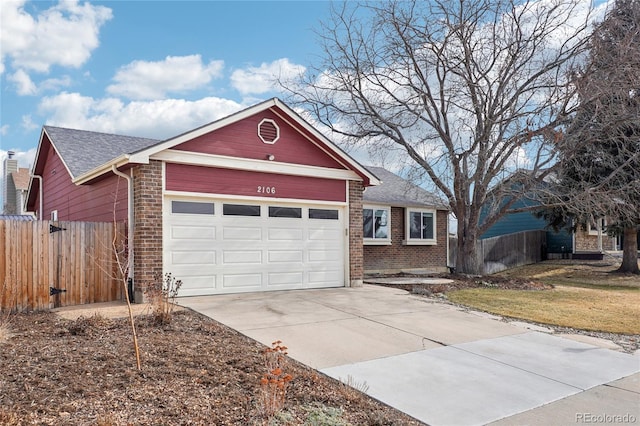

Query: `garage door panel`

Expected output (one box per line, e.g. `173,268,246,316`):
172,226,216,239
268,250,304,263
176,275,217,296
223,273,262,288
309,249,341,262
309,228,342,241
268,271,304,286
223,226,262,240
171,251,215,265
223,250,262,264
268,227,303,240
308,269,342,287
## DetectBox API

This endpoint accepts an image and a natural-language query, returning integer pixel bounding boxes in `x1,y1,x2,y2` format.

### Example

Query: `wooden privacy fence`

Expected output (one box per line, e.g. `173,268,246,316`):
449,230,547,274
0,220,125,311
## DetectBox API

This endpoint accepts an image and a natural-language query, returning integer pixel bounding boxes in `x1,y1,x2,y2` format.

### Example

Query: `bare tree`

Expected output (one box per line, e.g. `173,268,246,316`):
285,0,597,274
544,0,640,273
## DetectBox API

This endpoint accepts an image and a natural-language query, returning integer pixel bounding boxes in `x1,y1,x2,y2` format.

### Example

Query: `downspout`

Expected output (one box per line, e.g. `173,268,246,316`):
111,165,135,302
31,175,43,219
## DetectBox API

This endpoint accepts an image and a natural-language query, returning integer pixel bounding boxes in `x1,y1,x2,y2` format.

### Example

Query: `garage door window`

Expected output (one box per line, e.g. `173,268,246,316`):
269,206,302,218
309,208,339,220
172,201,215,215
223,204,261,216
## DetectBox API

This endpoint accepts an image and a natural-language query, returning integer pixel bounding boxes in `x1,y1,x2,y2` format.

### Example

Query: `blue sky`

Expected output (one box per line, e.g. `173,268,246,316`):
0,0,334,169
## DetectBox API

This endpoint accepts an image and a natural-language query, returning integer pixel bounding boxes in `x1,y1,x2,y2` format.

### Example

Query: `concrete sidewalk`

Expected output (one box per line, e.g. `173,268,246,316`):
179,285,640,425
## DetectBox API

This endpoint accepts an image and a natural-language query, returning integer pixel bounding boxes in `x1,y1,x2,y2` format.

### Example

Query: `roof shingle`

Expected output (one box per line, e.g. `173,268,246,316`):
11,168,31,190
44,126,160,179
363,166,448,209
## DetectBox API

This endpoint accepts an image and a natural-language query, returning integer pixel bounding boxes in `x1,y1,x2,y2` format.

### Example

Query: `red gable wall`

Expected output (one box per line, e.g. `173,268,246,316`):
32,135,128,222
166,164,346,202
173,110,348,169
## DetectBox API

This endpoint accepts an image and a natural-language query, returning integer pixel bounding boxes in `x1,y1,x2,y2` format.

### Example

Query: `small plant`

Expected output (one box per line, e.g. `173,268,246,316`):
303,403,350,426
0,408,20,426
146,272,183,325
0,323,13,345
336,374,370,402
67,313,107,336
0,281,15,345
258,340,293,419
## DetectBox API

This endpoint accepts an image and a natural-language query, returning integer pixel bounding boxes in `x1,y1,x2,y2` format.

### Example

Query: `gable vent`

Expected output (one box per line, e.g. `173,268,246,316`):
258,118,280,144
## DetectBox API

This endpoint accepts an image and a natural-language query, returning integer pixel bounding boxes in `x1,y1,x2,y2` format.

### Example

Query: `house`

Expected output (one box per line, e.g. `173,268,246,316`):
26,98,386,301
481,205,619,259
480,197,574,256
362,166,449,274
2,151,32,216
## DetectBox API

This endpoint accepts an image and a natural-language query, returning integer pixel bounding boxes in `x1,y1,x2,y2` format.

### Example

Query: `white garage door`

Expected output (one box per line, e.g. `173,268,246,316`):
164,197,346,296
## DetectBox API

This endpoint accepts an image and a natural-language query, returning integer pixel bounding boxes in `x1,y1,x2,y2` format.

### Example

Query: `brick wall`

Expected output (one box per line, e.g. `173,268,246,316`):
364,208,448,273
132,160,163,302
574,227,617,252
348,181,364,287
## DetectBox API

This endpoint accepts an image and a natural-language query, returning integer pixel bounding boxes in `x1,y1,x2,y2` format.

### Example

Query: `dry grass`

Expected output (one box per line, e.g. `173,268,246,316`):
0,322,14,344
497,259,640,289
448,285,640,334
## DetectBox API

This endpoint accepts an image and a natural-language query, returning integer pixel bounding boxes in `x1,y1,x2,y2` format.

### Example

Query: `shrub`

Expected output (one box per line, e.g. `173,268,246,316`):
146,273,182,325
258,340,293,419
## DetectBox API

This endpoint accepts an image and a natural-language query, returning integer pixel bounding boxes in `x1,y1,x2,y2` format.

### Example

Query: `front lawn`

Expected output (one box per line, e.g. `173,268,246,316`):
447,285,640,334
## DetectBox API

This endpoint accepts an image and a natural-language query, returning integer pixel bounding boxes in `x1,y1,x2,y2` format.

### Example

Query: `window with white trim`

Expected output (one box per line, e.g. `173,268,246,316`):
404,209,437,245
363,206,390,244
588,217,606,236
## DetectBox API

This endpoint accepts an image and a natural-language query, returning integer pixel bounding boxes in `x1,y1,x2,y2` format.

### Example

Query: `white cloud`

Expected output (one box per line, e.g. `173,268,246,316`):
231,58,306,95
38,92,247,139
21,115,39,132
106,55,224,100
8,69,37,95
0,0,112,75
0,125,9,136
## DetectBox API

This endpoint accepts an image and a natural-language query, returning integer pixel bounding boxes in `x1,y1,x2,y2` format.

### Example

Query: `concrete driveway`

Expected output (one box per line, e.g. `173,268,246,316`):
179,285,640,426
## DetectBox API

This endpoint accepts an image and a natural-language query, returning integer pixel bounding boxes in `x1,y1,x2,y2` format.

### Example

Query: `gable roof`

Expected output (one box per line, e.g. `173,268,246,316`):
11,168,31,190
31,98,379,187
363,166,448,210
42,126,160,180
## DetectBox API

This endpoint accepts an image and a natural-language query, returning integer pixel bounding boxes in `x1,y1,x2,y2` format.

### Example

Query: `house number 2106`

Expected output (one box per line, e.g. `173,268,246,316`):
257,186,276,194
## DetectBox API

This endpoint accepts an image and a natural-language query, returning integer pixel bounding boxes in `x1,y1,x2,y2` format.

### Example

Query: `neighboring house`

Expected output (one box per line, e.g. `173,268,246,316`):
362,166,449,274
2,151,32,215
482,205,618,259
11,169,31,215
26,98,381,300
481,197,574,256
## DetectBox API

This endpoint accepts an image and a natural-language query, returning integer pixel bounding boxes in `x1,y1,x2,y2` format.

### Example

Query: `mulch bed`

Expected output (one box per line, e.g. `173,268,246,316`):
0,310,423,425
369,273,552,296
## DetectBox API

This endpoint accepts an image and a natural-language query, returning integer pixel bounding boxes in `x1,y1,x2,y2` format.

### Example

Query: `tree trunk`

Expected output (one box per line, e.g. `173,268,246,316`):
618,227,640,274
455,228,484,275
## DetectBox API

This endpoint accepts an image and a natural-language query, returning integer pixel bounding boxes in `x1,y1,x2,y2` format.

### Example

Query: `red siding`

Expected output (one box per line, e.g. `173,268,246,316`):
174,110,347,170
166,163,346,202
36,136,128,222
